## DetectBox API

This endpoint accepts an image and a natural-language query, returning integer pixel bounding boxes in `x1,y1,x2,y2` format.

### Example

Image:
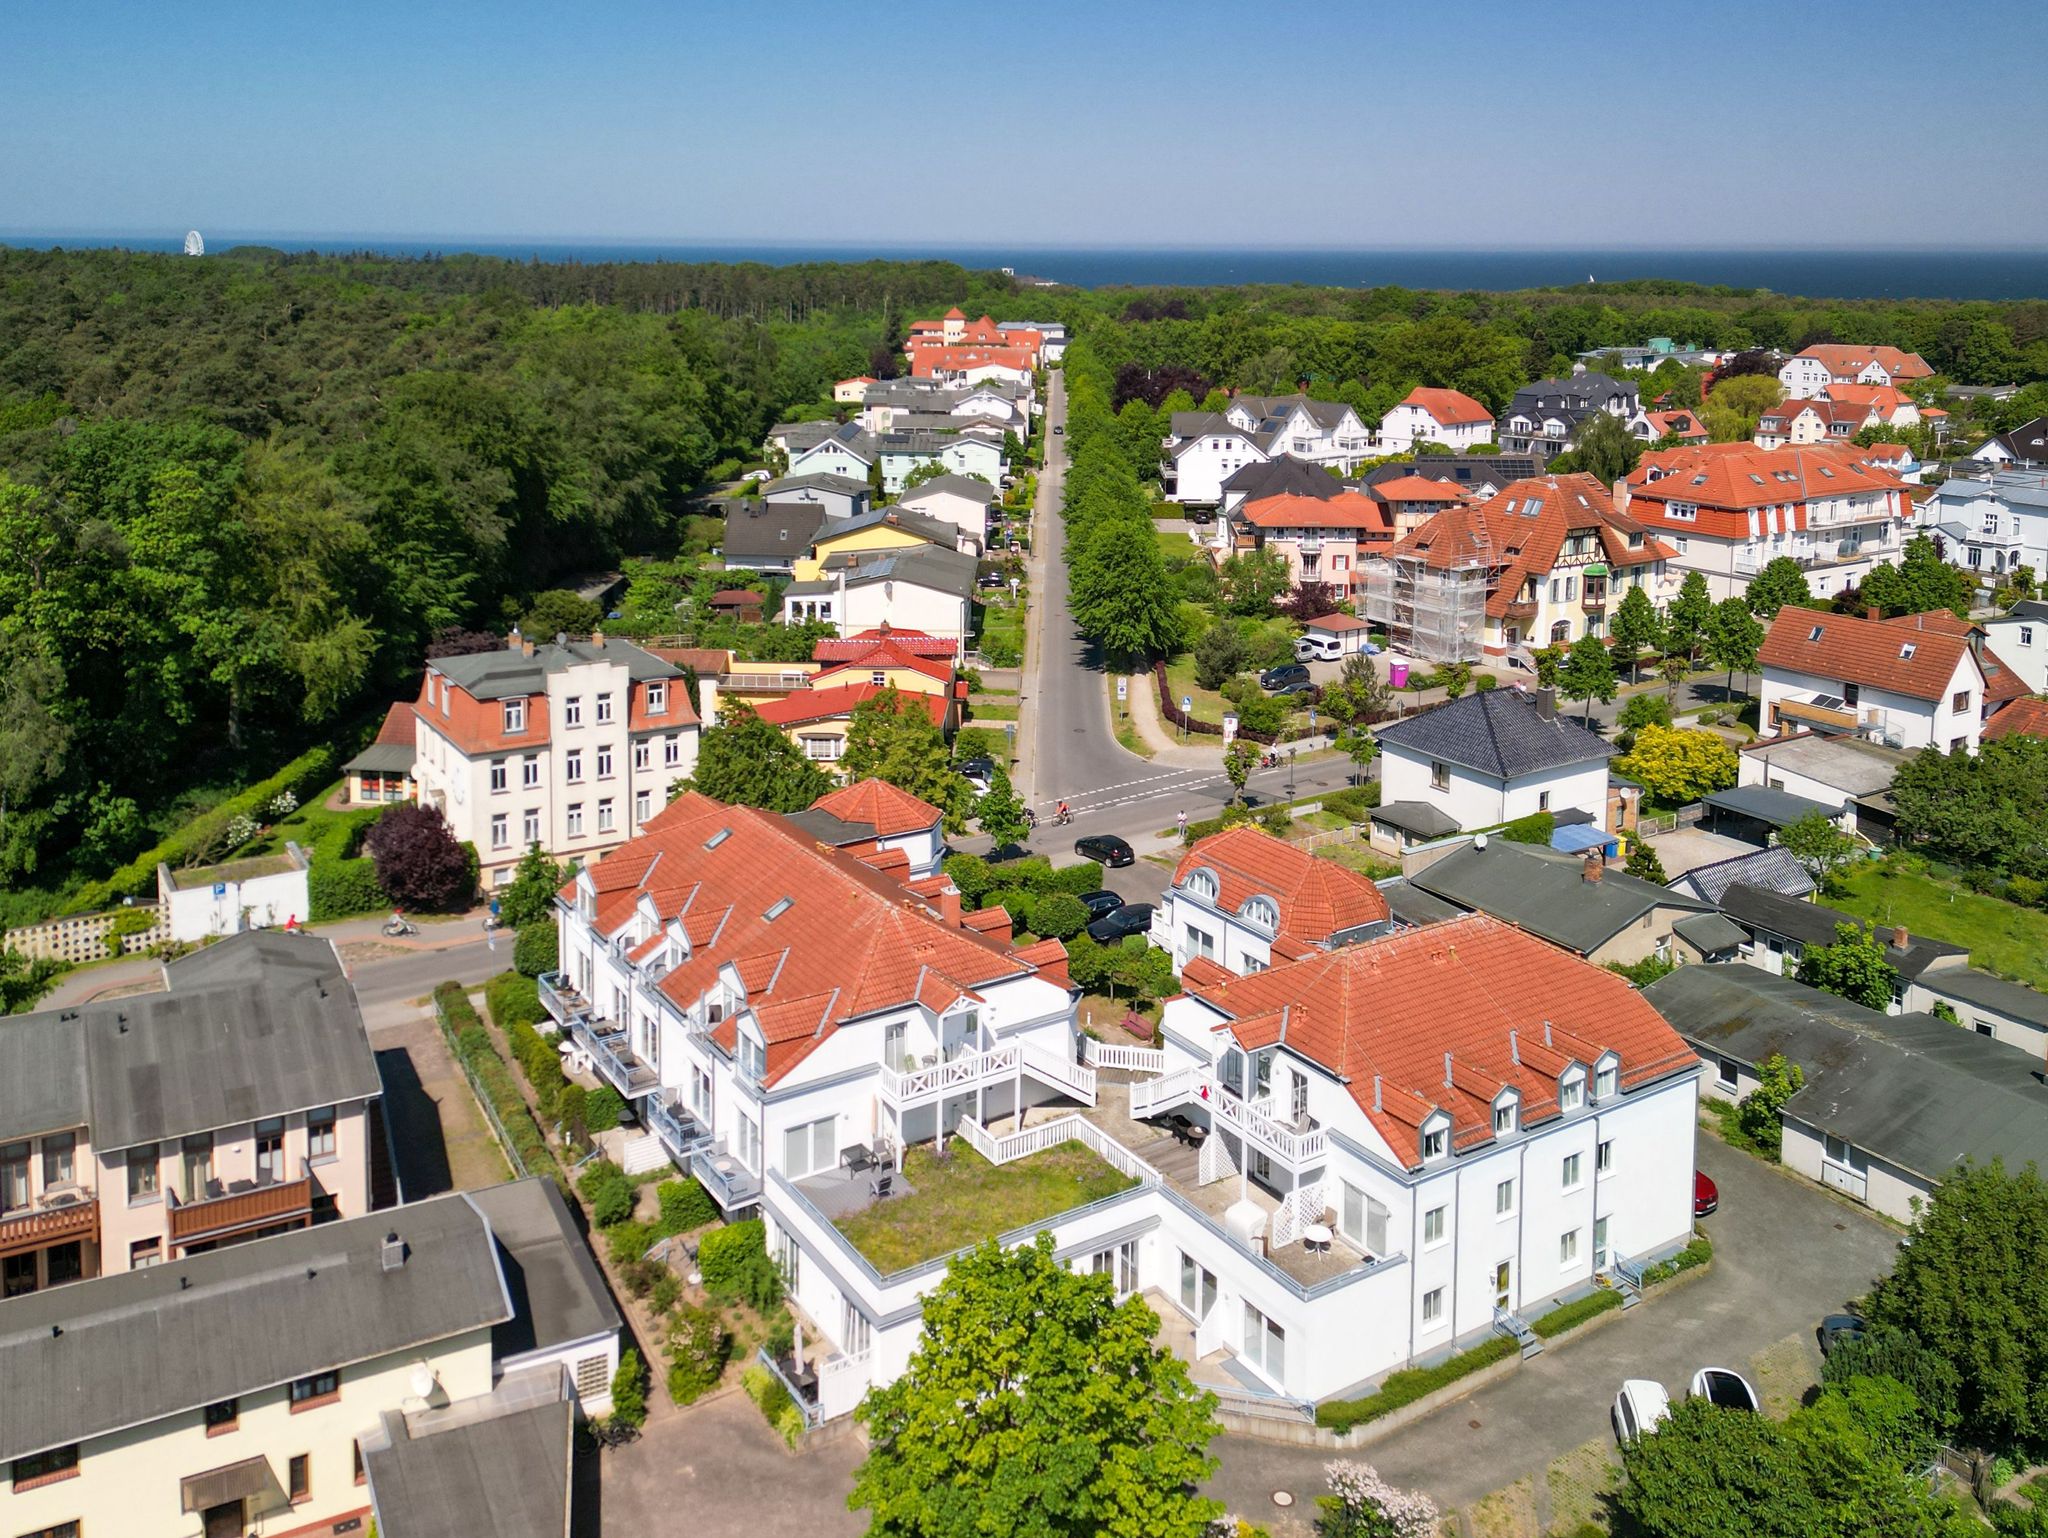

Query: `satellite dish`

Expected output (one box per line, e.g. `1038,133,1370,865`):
183,230,205,257
409,1363,438,1400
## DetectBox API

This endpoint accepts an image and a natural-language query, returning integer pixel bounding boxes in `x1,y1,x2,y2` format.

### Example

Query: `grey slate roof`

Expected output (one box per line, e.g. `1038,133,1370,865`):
466,1179,621,1357
782,808,880,847
0,1190,512,1463
1714,882,1966,982
342,741,417,775
431,638,678,701
365,1391,572,1538
761,471,870,501
1671,846,1815,904
721,500,827,562
1375,876,1465,929
1376,690,1616,781
1738,735,1908,798
829,503,962,549
1673,911,1748,954
1913,967,2048,1029
824,543,978,599
771,420,838,452
1643,965,2048,1183
0,931,380,1149
898,473,996,507
1703,783,1846,827
1409,837,1712,955
1221,458,1344,502
1359,456,1541,493
1369,800,1461,838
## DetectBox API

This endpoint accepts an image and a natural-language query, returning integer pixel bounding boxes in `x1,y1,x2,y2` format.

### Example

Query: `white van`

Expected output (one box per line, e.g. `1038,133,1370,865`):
1295,634,1344,662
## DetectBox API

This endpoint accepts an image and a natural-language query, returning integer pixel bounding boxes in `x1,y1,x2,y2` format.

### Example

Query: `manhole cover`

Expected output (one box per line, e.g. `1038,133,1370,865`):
1271,1491,1294,1508
1468,1419,1482,1429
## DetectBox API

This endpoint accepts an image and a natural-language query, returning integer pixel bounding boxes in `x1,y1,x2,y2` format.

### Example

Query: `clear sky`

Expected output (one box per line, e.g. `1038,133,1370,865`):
5,0,2046,249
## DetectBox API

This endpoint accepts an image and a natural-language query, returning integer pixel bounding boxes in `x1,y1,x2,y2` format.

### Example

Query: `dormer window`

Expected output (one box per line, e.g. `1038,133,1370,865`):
503,698,527,734
1560,1070,1586,1112
1242,896,1279,932
1186,868,1218,902
1594,1055,1619,1101
1492,1093,1518,1136
738,1030,766,1082
648,681,667,715
1421,1117,1449,1162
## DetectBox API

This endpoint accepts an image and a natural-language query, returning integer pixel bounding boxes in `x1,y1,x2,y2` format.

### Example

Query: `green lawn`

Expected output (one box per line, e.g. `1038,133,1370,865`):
1314,843,1402,881
243,781,385,863
1829,858,2048,991
834,1141,1137,1275
1162,652,1228,726
1156,529,1201,560
966,698,1018,722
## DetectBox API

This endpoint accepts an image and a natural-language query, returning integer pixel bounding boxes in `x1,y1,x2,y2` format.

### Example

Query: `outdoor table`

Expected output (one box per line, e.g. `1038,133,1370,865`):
841,1143,876,1174
1303,1222,1333,1254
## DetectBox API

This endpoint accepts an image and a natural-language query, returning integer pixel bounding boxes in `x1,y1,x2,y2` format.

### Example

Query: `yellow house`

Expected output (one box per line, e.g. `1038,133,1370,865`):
701,634,964,768
789,504,967,583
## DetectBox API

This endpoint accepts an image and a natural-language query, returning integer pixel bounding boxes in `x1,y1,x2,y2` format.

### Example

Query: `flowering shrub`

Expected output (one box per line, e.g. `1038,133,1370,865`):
1319,1460,1439,1538
223,813,259,852
266,790,299,820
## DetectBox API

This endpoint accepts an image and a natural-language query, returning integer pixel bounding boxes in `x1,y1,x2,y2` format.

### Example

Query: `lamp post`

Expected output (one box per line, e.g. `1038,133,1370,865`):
1287,745,1296,801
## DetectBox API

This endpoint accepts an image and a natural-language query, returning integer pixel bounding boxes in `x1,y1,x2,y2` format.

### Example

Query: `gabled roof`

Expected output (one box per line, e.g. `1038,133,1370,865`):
1220,458,1343,501
1240,490,1394,534
1716,882,1965,980
1792,343,1932,380
752,683,948,730
1178,913,1696,1164
1983,696,2048,742
344,702,419,775
722,499,828,560
1625,442,1905,536
1172,825,1390,949
898,474,996,507
1398,386,1494,427
821,542,978,600
1371,474,1469,504
813,626,957,661
1409,838,1712,956
819,503,961,551
1758,606,1980,703
1377,689,1615,781
1672,846,1814,904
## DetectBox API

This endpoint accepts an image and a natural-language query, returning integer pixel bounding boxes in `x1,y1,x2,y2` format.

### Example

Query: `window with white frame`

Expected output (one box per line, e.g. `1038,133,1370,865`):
1422,1123,1447,1161
1423,1204,1446,1246
634,741,651,772
598,799,615,834
1716,1056,1739,1089
648,681,668,715
522,809,540,845
739,1032,767,1082
1240,1301,1285,1382
1561,1152,1582,1190
490,761,508,794
596,692,614,724
566,804,584,839
1495,1178,1516,1216
597,745,614,779
565,749,584,783
490,813,509,850
1243,896,1279,931
522,756,540,789
1421,1287,1444,1325
1560,1072,1584,1111
1594,1060,1617,1100
736,1111,761,1172
1340,1182,1388,1254
1430,760,1451,791
1090,1239,1139,1298
1560,1228,1580,1267
1596,1138,1614,1174
781,1116,836,1178
1493,1097,1516,1136
1185,868,1217,901
503,698,526,734
665,735,682,767
635,790,652,825
563,696,583,728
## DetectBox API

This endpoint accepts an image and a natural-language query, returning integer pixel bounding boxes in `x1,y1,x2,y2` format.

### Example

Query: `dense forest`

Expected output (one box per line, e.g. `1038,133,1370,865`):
3,245,2045,916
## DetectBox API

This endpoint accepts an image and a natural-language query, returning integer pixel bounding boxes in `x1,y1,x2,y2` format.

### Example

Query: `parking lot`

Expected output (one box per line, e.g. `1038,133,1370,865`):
1204,1130,1901,1532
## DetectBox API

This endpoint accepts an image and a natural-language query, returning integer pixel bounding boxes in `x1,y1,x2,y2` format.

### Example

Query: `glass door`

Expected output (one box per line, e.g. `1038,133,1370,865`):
1494,1260,1513,1311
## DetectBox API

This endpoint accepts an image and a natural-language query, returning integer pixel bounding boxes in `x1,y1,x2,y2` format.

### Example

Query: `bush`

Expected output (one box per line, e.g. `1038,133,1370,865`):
579,1160,635,1228
698,1218,782,1308
1475,674,1498,691
605,1219,656,1268
1257,804,1292,835
585,1085,625,1131
1532,1288,1623,1339
513,921,558,979
1320,785,1381,820
609,1348,648,1427
1639,1234,1712,1287
309,855,387,921
942,852,995,905
432,983,557,1179
1500,811,1555,846
1029,892,1091,940
648,1268,682,1317
656,1178,717,1236
1315,1336,1518,1431
1045,860,1105,896
366,804,474,911
666,1304,732,1405
485,970,546,1030
742,1364,806,1448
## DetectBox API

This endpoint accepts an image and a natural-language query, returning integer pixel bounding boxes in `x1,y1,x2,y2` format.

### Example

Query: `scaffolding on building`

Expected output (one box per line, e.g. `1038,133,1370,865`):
1357,554,1491,665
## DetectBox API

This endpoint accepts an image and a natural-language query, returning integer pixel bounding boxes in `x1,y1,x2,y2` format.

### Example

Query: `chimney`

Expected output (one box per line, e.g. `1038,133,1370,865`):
380,1232,407,1272
591,629,605,649
1535,687,1557,721
506,627,524,652
1891,925,1909,950
1583,853,1604,884
1866,605,1881,621
937,883,961,928
521,637,536,658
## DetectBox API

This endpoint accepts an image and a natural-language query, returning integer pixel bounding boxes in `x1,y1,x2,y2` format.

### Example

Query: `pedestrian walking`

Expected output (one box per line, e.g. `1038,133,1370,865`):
1176,810,1187,840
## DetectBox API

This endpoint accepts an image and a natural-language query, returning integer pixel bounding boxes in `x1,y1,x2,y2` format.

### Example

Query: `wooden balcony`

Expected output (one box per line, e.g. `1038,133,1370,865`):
1500,598,1538,621
168,1173,315,1247
1773,697,1858,733
0,1196,98,1259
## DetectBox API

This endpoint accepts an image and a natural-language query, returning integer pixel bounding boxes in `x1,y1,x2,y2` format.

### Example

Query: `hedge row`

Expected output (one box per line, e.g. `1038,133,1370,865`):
1319,784,1382,820
1640,1234,1712,1287
1532,1287,1623,1339
66,744,341,913
433,981,557,1180
1314,1334,1516,1431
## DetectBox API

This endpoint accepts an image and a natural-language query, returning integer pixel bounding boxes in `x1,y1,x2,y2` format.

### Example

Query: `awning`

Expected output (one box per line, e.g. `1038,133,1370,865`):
181,1455,281,1514
1550,822,1619,856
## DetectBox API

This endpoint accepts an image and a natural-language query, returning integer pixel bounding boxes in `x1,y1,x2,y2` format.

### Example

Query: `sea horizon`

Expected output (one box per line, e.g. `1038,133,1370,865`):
5,233,2047,301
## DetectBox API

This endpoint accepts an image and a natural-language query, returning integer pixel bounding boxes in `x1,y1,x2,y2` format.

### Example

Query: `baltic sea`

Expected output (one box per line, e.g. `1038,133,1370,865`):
5,235,2046,301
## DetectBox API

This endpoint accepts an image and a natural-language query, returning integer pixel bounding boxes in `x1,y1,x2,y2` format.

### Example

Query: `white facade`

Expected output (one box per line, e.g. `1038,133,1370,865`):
1921,473,2048,581
1379,743,1611,832
1980,613,2048,694
1778,1119,1928,1225
781,571,972,652
1166,430,1270,504
896,484,994,549
1376,402,1495,455
789,440,875,483
158,848,310,941
1224,399,1374,473
1757,656,1981,753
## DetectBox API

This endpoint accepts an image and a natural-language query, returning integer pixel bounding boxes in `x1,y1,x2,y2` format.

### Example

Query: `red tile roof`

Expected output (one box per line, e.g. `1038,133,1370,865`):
1795,343,1932,381
1241,490,1395,535
751,682,948,729
646,646,732,676
1983,697,2048,742
1179,913,1695,1164
1400,386,1494,428
1646,409,1708,442
1624,442,1906,541
810,637,955,686
810,778,943,837
1758,606,1981,703
814,627,957,661
1173,826,1389,943
571,796,1051,1086
1371,474,1469,503
371,702,416,747
1306,612,1370,633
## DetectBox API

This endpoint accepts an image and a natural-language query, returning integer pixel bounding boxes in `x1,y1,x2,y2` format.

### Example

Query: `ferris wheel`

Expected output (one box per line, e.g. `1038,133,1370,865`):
184,230,205,256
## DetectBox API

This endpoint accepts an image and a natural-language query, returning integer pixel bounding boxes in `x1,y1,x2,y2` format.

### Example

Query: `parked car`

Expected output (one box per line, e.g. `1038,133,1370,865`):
1259,663,1311,691
1053,424,1064,435
1694,1170,1719,1217
1689,1368,1760,1412
1087,902,1154,943
1075,834,1135,868
958,756,995,792
1079,890,1125,921
1186,509,1214,525
1818,1314,1866,1358
977,572,1007,590
1271,680,1319,698
1296,634,1344,662
1612,1380,1672,1446
742,468,771,482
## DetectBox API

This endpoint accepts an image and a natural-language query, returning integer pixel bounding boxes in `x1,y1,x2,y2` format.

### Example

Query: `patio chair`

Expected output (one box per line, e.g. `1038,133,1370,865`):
869,1170,895,1201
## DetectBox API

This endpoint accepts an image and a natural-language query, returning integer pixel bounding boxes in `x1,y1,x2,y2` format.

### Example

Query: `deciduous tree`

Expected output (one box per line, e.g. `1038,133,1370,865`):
1223,740,1260,805
1610,584,1662,683
365,804,473,910
850,1235,1222,1538
975,762,1031,851
497,843,569,929
1666,571,1714,663
1777,810,1858,892
1558,634,1616,724
1746,556,1813,619
1736,1051,1805,1157
1612,725,1738,804
840,686,972,830
1797,921,1899,1010
690,699,833,812
1193,623,1249,691
1705,598,1764,699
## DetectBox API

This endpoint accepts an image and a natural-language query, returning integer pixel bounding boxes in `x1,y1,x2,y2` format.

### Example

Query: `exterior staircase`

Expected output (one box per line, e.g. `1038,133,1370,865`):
1493,1305,1544,1359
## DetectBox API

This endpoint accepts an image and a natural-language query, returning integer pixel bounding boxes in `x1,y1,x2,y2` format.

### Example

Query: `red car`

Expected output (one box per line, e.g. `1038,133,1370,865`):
1694,1170,1719,1217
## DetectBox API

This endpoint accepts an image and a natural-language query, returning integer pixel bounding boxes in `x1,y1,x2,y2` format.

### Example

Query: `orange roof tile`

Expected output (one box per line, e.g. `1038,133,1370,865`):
1173,825,1389,941
810,778,943,837
1625,442,1907,541
1242,491,1395,535
1984,697,2048,742
1758,606,1980,703
1179,913,1695,1164
1796,343,1932,380
1400,386,1494,427
371,701,416,747
752,682,948,729
1372,474,1469,503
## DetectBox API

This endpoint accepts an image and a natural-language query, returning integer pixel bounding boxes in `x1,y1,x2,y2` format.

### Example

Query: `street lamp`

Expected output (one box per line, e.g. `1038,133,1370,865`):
1287,746,1296,800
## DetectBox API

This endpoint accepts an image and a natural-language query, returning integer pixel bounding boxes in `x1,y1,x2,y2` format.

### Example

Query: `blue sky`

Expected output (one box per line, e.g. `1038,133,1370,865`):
5,0,2045,248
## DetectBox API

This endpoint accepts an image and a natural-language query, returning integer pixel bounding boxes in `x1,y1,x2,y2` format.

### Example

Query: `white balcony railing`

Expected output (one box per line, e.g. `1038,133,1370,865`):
877,1044,1019,1107
1130,1066,1327,1166
1080,1039,1169,1074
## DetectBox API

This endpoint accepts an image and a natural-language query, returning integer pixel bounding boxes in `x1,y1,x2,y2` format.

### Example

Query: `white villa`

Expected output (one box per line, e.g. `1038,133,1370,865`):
539,789,1703,1416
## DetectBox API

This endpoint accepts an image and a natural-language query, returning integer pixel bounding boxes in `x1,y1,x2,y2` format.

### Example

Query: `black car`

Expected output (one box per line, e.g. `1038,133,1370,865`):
1087,902,1153,943
1259,663,1311,691
1053,424,1064,434
1075,834,1135,867
1271,680,1319,697
1818,1314,1866,1357
1079,889,1125,921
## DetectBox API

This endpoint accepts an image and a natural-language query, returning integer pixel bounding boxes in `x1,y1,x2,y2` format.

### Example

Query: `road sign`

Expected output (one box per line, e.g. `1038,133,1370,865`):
1116,677,1127,702
212,882,227,898
1182,695,1192,712
1221,713,1238,743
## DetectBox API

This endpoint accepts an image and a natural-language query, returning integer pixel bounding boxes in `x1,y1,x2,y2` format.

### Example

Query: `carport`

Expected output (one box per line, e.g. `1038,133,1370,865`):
1700,784,1845,847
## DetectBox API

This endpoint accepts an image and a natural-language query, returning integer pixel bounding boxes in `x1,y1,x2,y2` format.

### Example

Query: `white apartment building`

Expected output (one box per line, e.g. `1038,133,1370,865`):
1162,394,1374,504
1755,606,1994,752
1374,387,1497,455
1922,469,2048,582
539,792,1701,1416
1777,344,1933,401
1149,825,1393,978
408,634,699,884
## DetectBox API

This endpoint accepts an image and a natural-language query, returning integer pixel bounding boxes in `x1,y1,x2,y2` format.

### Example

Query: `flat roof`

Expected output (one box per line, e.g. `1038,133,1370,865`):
364,1381,572,1538
1919,967,2048,1030
1703,783,1844,827
466,1178,622,1358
